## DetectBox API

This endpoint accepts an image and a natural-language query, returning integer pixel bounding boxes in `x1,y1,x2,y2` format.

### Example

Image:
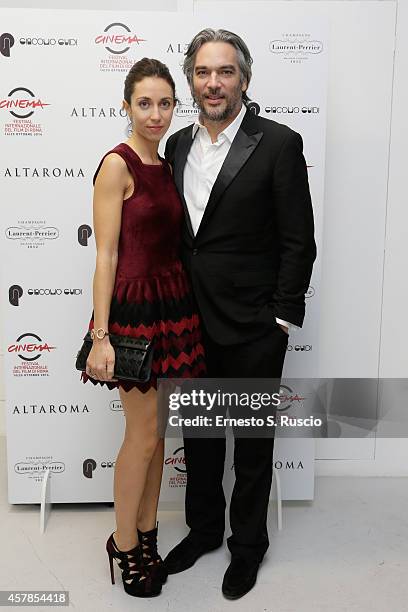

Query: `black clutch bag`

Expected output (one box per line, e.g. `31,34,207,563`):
75,331,154,382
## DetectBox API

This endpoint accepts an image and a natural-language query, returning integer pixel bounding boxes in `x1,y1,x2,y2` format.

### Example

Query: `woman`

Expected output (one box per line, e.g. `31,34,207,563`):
81,58,206,598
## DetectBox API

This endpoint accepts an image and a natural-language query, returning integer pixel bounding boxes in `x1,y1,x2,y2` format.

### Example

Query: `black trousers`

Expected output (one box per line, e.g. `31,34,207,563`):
182,322,288,563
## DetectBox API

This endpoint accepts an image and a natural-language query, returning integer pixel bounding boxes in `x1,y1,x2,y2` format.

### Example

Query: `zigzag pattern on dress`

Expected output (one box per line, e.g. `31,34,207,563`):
151,328,203,354
153,360,206,380
105,315,202,340
151,345,205,375
109,293,200,327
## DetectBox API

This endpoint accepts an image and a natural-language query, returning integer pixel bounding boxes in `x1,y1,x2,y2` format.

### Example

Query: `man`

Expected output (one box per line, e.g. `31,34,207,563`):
164,28,316,599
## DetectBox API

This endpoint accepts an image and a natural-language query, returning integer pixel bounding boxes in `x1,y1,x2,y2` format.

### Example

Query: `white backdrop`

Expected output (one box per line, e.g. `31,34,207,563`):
0,5,328,503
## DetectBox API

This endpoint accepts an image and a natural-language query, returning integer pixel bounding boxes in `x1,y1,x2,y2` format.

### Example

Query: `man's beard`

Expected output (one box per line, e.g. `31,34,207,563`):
193,84,242,122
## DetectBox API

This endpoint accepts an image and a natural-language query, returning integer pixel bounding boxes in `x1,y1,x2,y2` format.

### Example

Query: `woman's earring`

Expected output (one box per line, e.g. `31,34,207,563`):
127,116,132,136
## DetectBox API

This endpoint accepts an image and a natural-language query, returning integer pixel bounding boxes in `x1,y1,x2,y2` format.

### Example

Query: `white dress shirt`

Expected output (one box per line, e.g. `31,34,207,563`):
183,104,296,331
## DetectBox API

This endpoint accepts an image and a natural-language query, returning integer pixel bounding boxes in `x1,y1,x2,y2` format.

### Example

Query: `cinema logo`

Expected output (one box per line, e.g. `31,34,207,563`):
277,384,306,413
269,34,323,64
95,22,146,73
0,87,49,118
1,87,49,136
8,332,56,377
3,167,85,178
165,446,187,488
14,456,65,482
5,221,59,249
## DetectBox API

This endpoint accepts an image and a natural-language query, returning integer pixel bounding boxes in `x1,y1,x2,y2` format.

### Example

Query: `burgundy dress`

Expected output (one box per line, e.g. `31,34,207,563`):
81,142,206,392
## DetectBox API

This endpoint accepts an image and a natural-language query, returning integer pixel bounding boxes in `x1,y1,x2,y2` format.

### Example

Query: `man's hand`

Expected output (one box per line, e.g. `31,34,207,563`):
278,324,289,335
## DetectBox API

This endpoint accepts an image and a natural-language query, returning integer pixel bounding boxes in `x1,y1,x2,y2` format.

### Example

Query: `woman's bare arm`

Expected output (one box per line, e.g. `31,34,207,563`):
87,153,133,380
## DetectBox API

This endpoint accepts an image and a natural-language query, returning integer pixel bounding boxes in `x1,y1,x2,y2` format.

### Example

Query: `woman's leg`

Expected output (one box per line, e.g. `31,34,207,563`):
113,385,161,551
137,380,173,531
137,437,165,532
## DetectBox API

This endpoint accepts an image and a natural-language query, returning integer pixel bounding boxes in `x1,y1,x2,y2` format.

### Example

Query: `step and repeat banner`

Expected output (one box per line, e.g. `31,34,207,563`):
1,5,328,503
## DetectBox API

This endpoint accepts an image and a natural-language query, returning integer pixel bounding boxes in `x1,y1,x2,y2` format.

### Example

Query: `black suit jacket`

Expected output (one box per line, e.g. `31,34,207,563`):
165,109,316,345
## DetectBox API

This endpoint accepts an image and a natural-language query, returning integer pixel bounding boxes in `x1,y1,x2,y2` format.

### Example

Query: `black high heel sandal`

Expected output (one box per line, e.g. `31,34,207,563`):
106,533,162,597
138,522,168,584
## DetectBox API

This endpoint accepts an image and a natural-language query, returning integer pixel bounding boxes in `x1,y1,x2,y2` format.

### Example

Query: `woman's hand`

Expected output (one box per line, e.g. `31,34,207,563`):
86,337,117,381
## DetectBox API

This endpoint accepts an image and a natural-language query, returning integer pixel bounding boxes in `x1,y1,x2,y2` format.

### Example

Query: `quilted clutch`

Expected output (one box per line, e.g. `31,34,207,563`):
75,331,154,382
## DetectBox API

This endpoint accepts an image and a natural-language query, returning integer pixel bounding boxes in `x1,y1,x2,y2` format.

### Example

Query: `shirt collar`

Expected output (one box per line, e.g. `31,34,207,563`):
192,103,247,143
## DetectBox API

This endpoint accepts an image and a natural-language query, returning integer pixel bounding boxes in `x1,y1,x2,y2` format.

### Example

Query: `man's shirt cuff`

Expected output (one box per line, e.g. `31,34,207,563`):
275,317,299,331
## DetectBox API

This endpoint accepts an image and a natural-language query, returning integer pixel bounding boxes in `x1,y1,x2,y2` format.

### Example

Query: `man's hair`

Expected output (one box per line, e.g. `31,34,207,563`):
183,28,253,106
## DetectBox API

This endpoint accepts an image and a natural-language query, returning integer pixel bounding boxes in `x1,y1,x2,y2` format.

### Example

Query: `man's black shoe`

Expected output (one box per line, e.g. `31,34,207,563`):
163,533,223,574
222,555,260,599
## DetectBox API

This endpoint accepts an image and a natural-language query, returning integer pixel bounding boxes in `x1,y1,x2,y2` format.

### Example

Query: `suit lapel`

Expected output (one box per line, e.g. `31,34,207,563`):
196,114,263,238
174,127,195,238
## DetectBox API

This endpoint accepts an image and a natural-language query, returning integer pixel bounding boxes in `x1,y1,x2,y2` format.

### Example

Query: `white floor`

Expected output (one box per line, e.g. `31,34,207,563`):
2,439,408,612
